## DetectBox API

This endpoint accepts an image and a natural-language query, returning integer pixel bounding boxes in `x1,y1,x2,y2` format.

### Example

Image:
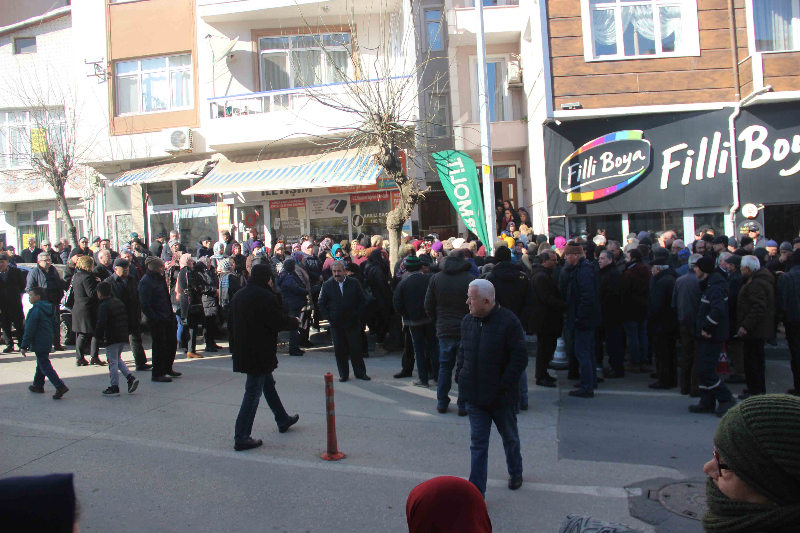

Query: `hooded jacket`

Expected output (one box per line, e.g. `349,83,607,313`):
424,256,475,338
20,300,56,354
482,261,533,324
696,272,729,342
736,267,775,340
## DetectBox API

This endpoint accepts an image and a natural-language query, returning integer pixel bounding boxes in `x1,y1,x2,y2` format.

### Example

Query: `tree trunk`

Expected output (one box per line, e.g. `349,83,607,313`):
385,168,423,276
55,185,79,248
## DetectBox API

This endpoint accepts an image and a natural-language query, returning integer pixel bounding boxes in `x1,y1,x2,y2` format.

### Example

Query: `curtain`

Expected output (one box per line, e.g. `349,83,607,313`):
325,51,349,84
171,70,191,108
754,0,794,51
491,62,505,122
142,72,168,112
592,4,684,53
291,50,322,87
660,6,684,50
261,54,290,91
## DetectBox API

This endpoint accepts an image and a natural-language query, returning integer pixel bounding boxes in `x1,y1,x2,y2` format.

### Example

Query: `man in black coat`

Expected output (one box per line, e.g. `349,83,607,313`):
230,264,300,451
720,253,746,384
6,246,23,265
597,250,625,378
149,232,166,259
21,237,43,264
108,258,150,371
455,279,527,496
93,250,115,281
41,240,62,264
318,260,369,382
647,258,678,389
138,258,178,382
393,256,437,387
0,253,27,353
778,250,800,396
528,250,565,387
25,252,65,351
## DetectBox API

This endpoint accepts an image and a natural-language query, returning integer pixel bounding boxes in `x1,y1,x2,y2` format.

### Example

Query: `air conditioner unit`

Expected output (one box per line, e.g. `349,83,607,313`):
164,127,193,153
508,59,523,89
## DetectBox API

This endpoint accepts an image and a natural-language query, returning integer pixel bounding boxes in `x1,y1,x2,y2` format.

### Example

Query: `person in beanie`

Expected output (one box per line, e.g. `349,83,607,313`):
778,249,800,396
702,394,800,532
21,287,68,399
95,281,139,396
690,256,737,415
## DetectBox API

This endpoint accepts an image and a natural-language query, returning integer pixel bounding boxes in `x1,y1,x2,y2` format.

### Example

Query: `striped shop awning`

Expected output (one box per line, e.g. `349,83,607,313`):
109,160,213,187
180,149,383,196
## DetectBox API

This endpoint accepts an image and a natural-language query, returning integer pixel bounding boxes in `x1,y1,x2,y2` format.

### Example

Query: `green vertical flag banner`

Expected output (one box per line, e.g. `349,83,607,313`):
432,150,490,251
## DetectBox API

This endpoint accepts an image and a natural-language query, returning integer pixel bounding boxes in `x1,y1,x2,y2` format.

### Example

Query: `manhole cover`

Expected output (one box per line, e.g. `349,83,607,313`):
656,482,707,521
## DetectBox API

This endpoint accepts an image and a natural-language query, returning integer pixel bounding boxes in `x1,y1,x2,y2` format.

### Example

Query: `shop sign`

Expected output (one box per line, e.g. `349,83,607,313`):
351,191,390,203
742,203,759,219
269,198,306,209
261,188,313,196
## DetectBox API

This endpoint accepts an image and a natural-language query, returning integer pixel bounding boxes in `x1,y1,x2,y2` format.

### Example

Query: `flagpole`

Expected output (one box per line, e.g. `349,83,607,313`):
475,0,496,255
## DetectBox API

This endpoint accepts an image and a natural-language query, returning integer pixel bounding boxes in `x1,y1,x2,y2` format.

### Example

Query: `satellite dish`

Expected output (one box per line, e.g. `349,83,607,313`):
215,37,238,64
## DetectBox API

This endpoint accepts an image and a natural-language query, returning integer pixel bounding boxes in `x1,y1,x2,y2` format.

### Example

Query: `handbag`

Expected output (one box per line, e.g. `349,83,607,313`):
181,270,203,315
61,282,75,309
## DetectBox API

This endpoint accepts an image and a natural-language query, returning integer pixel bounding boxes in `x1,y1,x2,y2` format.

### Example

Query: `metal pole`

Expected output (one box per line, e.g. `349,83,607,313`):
475,0,496,253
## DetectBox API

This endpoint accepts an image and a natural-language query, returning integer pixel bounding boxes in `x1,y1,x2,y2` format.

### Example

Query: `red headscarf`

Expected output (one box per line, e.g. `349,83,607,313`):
406,476,492,533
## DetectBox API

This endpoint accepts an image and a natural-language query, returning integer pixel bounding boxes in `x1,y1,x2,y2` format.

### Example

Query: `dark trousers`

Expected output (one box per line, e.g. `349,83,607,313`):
373,307,390,344
288,307,302,355
535,331,558,380
33,352,64,389
331,326,366,379
596,325,624,373
466,402,523,496
679,324,700,394
51,304,62,347
1,308,24,347
573,328,597,393
180,314,202,354
234,372,289,444
786,321,800,390
401,327,414,373
129,330,147,368
409,323,439,384
203,315,218,348
149,319,177,377
743,338,766,394
698,340,734,407
727,338,745,378
653,333,678,386
437,336,465,410
75,332,99,361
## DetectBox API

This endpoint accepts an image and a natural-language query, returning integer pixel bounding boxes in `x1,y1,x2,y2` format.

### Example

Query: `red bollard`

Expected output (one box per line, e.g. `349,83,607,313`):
321,373,345,461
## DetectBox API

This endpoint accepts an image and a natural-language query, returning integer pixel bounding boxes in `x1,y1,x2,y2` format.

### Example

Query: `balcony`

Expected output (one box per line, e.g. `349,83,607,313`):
198,0,402,23
453,120,528,154
447,1,522,46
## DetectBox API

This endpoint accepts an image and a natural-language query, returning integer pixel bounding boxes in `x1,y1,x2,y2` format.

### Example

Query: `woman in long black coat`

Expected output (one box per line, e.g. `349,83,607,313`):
72,255,105,366
177,254,205,358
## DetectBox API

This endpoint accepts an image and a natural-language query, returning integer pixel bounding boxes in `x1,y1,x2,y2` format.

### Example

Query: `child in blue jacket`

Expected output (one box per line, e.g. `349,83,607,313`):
21,287,69,399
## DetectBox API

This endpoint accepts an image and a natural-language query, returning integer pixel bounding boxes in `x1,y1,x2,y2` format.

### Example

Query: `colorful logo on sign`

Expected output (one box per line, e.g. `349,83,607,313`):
559,130,652,202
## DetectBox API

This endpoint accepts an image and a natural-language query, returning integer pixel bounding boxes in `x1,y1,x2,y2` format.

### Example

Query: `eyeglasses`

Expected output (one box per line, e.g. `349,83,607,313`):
714,449,729,477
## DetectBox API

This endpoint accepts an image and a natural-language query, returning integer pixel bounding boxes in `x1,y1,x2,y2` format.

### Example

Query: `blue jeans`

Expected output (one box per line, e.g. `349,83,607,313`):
466,402,523,496
33,352,64,389
105,343,131,387
573,328,597,393
175,313,183,343
288,307,302,354
519,370,528,407
234,372,290,444
409,324,439,384
623,320,648,364
437,336,465,410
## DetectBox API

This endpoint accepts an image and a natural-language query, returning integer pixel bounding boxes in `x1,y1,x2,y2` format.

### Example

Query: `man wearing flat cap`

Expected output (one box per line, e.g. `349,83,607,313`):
150,232,166,258
746,223,766,249
108,257,150,370
711,235,728,258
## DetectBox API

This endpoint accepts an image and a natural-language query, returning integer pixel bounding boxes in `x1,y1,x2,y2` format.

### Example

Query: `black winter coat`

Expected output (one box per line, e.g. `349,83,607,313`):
277,270,307,311
108,273,142,333
622,260,651,322
393,271,432,326
197,265,219,317
0,266,26,317
21,247,43,264
528,265,566,335
697,272,729,341
318,276,366,328
71,269,98,334
737,268,775,340
647,269,678,335
149,241,163,258
779,265,800,323
139,269,173,322
561,257,601,331
93,264,113,282
363,255,393,309
455,305,528,408
726,270,743,339
229,278,297,375
95,297,129,346
483,261,533,324
178,266,203,320
424,256,475,338
598,263,624,327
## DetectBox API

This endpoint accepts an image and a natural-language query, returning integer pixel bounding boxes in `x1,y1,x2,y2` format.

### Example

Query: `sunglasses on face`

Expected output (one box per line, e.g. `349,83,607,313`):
714,449,729,477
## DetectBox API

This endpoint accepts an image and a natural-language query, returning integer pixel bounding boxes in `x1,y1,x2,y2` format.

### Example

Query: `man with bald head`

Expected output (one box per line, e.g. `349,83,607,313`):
455,279,528,496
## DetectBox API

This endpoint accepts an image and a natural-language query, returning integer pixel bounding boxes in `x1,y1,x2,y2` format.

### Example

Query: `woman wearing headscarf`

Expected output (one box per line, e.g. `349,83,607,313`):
292,250,314,348
406,476,492,533
177,253,204,358
271,242,287,274
363,248,393,355
276,258,307,356
72,255,105,366
217,258,240,343
195,255,221,353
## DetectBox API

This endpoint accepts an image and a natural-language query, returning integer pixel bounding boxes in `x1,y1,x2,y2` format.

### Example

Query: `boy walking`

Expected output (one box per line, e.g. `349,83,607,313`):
96,281,139,396
21,287,68,399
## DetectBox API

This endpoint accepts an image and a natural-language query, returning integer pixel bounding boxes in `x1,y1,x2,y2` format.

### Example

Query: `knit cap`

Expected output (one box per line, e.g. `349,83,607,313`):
714,394,800,506
430,241,443,253
405,256,421,271
766,239,778,248
696,256,715,274
678,248,691,259
781,241,793,252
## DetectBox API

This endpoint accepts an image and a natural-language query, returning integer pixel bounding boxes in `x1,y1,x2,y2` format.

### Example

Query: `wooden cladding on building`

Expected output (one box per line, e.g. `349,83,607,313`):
548,0,748,110
763,52,800,93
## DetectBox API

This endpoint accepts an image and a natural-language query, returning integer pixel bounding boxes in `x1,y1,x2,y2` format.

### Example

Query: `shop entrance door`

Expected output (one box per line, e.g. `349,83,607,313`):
764,204,800,244
494,165,519,209
420,190,457,239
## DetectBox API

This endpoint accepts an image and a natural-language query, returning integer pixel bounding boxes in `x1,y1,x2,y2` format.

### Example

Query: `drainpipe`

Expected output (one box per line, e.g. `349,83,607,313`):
727,86,772,219
727,0,740,101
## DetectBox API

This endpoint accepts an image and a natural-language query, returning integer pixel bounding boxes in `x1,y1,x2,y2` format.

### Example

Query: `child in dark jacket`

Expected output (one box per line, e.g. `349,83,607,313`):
96,281,138,396
21,287,68,399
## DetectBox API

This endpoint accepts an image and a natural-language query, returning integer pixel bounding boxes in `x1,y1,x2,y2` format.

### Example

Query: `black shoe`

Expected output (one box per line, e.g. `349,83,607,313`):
151,375,173,383
166,370,182,377
76,357,89,367
127,376,139,394
605,370,625,379
135,364,152,371
102,385,120,397
28,385,44,393
52,385,69,400
289,351,305,356
648,382,672,389
545,374,557,382
536,379,556,388
3,345,14,354
234,437,263,451
299,340,314,348
89,356,108,366
457,408,468,417
278,414,299,433
519,404,528,411
205,346,219,353
568,389,594,398
716,399,737,417
339,376,348,382
53,345,65,352
688,403,715,414
437,406,448,414
508,476,523,490
393,371,413,379
356,375,371,381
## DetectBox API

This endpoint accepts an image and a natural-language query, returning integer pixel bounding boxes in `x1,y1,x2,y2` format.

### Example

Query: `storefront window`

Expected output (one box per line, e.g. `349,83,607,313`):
149,212,173,241
238,205,265,237
693,212,724,238
178,207,217,256
269,199,306,246
177,179,213,206
114,214,134,249
351,191,390,240
17,210,50,252
568,214,623,243
146,182,173,206
308,195,348,241
628,210,683,240
60,218,85,241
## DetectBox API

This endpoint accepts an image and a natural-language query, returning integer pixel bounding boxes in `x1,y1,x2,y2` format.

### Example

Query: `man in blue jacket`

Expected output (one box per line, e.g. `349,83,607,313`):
138,257,179,382
456,279,527,496
21,287,68,399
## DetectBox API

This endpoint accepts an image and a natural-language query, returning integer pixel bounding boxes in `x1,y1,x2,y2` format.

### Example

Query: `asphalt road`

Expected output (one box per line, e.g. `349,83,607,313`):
0,335,793,532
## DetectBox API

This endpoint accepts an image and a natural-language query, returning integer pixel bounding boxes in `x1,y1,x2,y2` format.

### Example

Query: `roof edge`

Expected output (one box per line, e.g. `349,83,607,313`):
0,5,71,39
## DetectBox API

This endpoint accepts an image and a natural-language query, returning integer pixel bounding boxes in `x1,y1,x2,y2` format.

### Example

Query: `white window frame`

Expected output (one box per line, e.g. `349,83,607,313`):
747,0,800,53
0,108,65,170
425,9,444,52
115,53,193,117
257,32,352,92
580,0,701,62
469,55,512,123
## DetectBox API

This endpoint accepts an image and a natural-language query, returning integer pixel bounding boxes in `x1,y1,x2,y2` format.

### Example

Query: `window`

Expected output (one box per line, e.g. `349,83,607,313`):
258,33,350,92
583,0,700,60
426,10,443,51
17,210,50,252
176,179,213,206
115,53,192,115
429,94,449,137
145,182,174,206
472,59,506,122
754,0,800,52
14,38,36,54
629,210,684,240
0,108,65,169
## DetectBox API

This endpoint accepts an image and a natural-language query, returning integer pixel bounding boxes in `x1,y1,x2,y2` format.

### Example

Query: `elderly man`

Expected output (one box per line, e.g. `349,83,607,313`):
99,238,119,261
318,260,369,382
0,252,27,353
41,240,61,265
25,252,65,352
93,250,114,281
673,254,703,396
139,257,179,382
736,256,775,399
70,236,93,258
456,279,528,496
656,230,677,253
108,258,150,371
670,239,686,269
58,237,71,264
21,237,43,264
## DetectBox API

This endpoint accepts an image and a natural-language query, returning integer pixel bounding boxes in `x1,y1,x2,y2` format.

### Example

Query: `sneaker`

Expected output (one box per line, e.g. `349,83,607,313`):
127,376,139,394
28,385,45,393
52,385,69,400
234,437,263,451
102,385,120,397
278,414,300,433
411,380,429,388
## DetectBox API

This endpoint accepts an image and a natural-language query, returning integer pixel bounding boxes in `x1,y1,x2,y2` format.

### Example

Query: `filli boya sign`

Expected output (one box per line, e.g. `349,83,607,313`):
559,131,652,202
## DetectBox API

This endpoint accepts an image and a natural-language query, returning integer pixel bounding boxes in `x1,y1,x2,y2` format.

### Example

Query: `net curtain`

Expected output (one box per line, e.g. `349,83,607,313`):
591,3,683,50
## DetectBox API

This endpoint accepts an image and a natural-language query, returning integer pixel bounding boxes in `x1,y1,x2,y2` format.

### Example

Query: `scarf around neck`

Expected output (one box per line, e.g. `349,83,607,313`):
702,479,800,533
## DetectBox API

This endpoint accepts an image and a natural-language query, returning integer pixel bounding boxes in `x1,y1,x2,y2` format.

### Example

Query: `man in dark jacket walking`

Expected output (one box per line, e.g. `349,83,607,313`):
25,252,65,351
138,258,178,382
561,243,601,398
230,264,300,451
778,250,800,396
736,256,775,398
672,253,702,396
108,258,150,371
318,261,369,382
425,249,475,415
456,279,527,496
597,250,625,378
528,250,565,387
689,256,736,415
393,256,438,387
648,258,678,389
622,249,651,374
0,252,27,353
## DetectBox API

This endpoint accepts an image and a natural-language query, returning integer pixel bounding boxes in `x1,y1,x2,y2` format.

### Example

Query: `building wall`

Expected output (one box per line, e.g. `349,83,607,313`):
0,0,70,28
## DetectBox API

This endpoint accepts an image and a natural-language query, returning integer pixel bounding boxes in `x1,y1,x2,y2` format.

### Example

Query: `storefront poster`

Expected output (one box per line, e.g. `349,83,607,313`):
308,196,349,218
216,203,231,229
432,150,490,249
